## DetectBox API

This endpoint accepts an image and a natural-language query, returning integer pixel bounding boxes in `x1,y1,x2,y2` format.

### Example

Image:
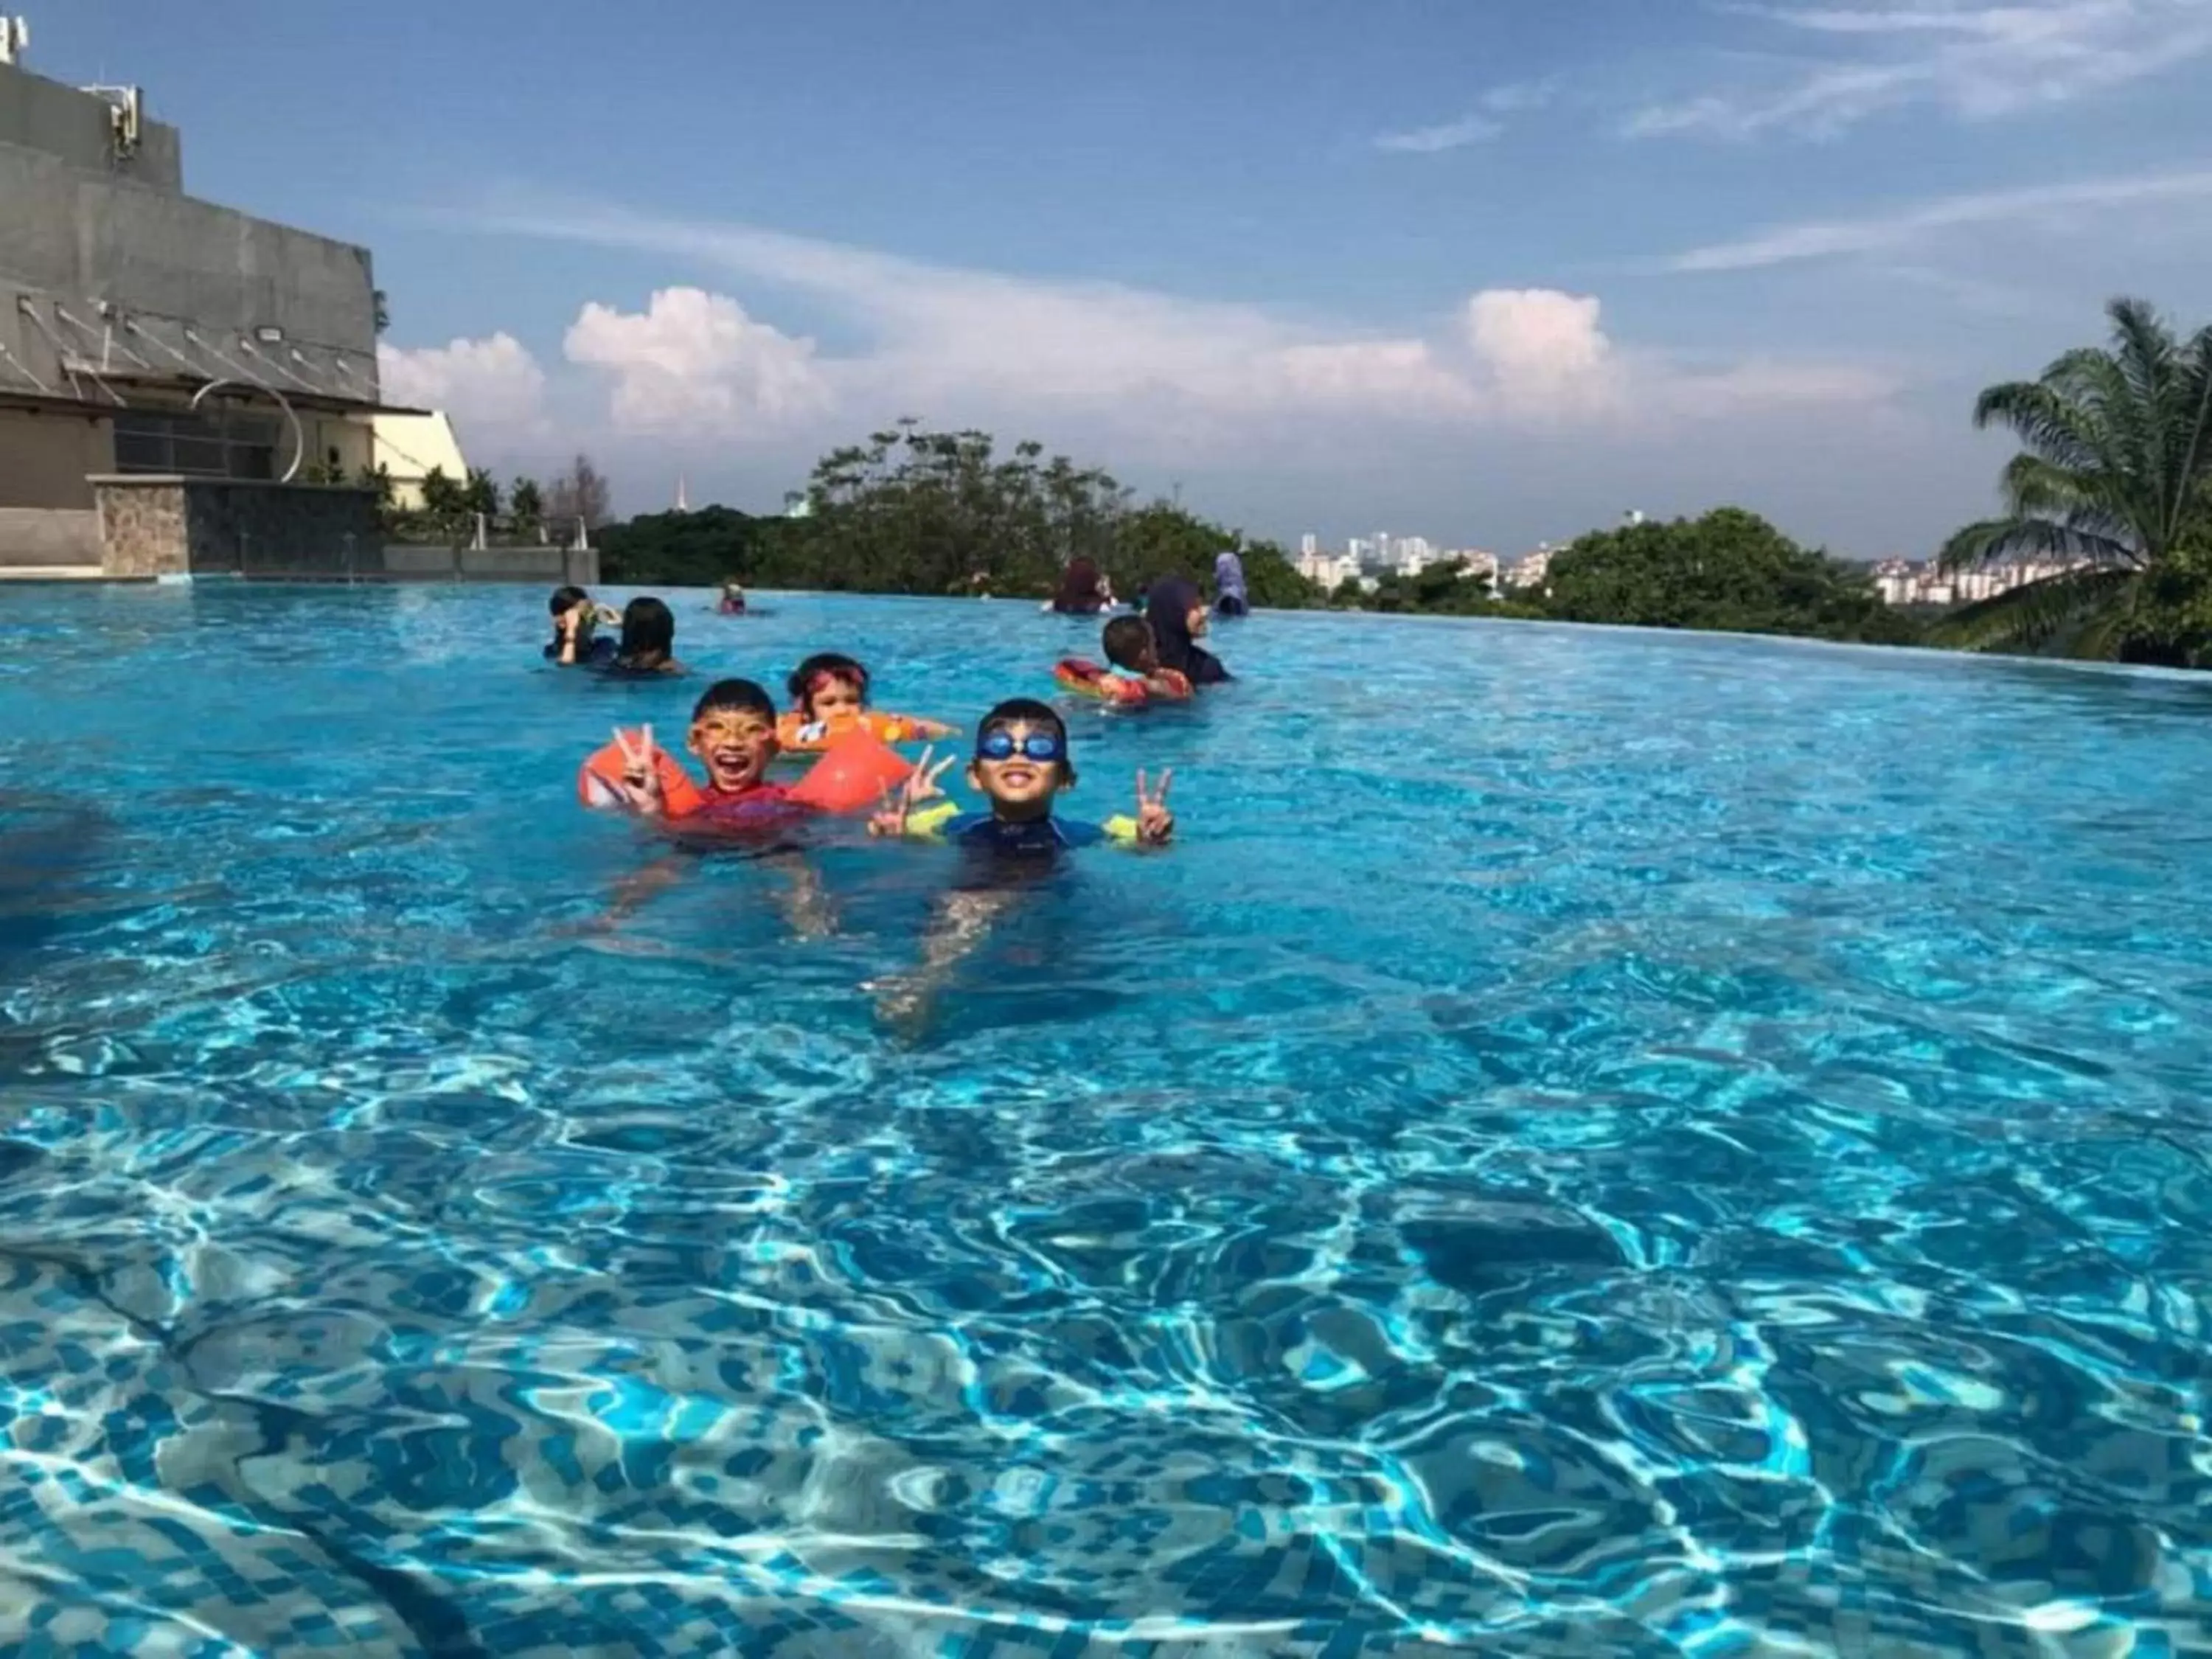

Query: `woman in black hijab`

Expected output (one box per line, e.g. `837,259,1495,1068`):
1143,575,1231,684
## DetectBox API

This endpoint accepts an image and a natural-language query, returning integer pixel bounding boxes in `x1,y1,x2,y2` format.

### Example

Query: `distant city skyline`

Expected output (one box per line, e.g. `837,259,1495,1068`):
27,0,2212,557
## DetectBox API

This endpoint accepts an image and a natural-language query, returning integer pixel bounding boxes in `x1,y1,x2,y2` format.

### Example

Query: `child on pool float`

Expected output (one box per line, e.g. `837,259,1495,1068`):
779,652,957,752
1105,616,1194,700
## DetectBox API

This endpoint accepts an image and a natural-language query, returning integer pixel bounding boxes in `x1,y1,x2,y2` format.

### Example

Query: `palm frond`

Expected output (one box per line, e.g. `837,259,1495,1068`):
1937,516,2137,574
1927,566,2140,655
1971,380,2107,472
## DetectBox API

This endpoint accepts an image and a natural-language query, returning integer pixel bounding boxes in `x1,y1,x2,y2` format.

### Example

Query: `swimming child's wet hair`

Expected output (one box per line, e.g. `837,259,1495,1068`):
788,652,870,709
1101,616,1154,672
692,678,776,722
978,698,1068,744
616,596,675,661
550,585,589,616
976,698,1074,783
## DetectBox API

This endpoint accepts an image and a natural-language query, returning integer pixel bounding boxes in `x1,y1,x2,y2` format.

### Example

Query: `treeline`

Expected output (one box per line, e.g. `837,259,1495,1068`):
602,421,1324,608
310,453,614,548
594,420,1910,648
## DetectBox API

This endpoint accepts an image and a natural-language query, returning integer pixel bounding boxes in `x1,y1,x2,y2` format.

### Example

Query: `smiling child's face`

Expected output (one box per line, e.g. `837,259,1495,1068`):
688,708,778,792
967,719,1069,816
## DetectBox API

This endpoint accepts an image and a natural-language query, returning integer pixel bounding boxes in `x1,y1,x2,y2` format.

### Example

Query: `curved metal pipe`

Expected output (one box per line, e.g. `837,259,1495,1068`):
189,375,305,483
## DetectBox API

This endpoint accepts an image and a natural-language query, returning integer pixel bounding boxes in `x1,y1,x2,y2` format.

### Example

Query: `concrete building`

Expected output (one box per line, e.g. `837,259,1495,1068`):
0,23,416,574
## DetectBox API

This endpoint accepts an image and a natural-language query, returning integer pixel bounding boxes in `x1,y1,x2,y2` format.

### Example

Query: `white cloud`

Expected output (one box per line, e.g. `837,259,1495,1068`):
447,201,1888,448
1650,164,2212,270
1627,0,2212,138
375,331,548,439
1374,80,1554,153
1464,289,1624,417
1374,113,1503,153
562,286,832,436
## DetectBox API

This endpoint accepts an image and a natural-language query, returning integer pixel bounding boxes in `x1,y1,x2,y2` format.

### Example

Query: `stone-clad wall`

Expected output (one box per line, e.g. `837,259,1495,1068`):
93,478,189,577
91,476,381,577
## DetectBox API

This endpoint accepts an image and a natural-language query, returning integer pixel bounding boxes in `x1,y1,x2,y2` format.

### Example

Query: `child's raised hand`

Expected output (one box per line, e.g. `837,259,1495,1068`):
611,725,666,816
1135,767,1175,845
869,746,956,836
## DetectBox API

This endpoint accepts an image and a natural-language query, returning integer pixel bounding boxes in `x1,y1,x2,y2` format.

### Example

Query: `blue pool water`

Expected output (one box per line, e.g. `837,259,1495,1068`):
1,582,2209,1657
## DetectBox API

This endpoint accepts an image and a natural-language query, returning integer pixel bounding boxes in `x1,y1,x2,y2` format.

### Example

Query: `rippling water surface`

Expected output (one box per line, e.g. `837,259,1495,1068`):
1,582,2208,1658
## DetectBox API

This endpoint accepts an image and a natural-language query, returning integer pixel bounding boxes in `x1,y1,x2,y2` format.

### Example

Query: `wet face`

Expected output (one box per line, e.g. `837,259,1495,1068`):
807,672,866,723
1186,603,1210,639
688,709,779,792
967,720,1071,817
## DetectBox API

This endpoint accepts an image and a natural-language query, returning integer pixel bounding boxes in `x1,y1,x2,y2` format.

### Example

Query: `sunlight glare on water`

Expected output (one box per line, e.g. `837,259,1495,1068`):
1,582,2208,1657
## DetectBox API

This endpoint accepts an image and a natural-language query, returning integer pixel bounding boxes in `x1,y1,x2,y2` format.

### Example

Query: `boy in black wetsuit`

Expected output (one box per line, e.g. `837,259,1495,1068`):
868,698,1173,852
865,698,1173,1029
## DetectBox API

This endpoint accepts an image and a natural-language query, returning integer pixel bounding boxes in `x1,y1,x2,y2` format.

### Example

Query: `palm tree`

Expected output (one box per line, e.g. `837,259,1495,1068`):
1934,296,2212,661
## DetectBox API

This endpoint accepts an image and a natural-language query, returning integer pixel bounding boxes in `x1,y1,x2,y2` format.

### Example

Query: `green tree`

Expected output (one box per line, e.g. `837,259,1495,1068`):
418,466,461,518
510,476,545,543
1933,297,2212,664
1545,507,1917,644
463,467,501,520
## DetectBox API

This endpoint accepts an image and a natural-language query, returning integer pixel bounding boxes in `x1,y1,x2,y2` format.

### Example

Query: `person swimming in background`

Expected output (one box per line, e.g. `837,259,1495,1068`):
546,585,619,665
866,698,1174,1029
1100,615,1193,700
717,579,748,615
1214,549,1251,618
605,596,686,676
1141,575,1232,685
778,651,957,750
1045,555,1112,615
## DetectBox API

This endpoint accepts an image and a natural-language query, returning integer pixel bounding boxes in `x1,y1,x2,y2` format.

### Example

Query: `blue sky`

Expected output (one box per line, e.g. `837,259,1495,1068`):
33,0,2212,555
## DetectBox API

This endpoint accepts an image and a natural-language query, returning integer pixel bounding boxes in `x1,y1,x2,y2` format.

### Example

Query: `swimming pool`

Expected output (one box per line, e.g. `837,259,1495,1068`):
1,582,2208,1656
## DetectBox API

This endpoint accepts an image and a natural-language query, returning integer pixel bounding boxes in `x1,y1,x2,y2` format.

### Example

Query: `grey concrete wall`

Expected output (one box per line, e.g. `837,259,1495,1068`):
0,61,182,191
381,544,601,584
0,141,377,381
0,406,113,507
0,506,99,566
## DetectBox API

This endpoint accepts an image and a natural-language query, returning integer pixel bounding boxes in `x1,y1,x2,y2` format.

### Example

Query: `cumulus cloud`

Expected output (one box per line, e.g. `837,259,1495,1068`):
439,201,1890,453
562,286,832,436
1464,289,1624,417
1627,0,2212,138
375,331,548,438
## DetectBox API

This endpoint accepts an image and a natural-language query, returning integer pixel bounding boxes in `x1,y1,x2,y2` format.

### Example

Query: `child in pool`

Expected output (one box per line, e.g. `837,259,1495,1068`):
865,699,1172,1029
778,652,957,751
1100,616,1194,701
604,596,686,676
546,585,619,665
869,698,1174,855
594,678,832,934
601,678,795,824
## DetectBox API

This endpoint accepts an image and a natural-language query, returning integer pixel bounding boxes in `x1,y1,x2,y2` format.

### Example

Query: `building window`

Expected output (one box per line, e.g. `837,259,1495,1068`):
112,408,281,480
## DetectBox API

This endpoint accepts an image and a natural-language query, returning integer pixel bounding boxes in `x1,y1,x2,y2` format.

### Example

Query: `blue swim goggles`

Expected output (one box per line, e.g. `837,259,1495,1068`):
975,728,1066,762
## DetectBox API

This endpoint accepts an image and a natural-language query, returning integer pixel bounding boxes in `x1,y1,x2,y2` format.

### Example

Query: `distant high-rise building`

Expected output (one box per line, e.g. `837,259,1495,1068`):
1299,532,1318,557
675,472,689,512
